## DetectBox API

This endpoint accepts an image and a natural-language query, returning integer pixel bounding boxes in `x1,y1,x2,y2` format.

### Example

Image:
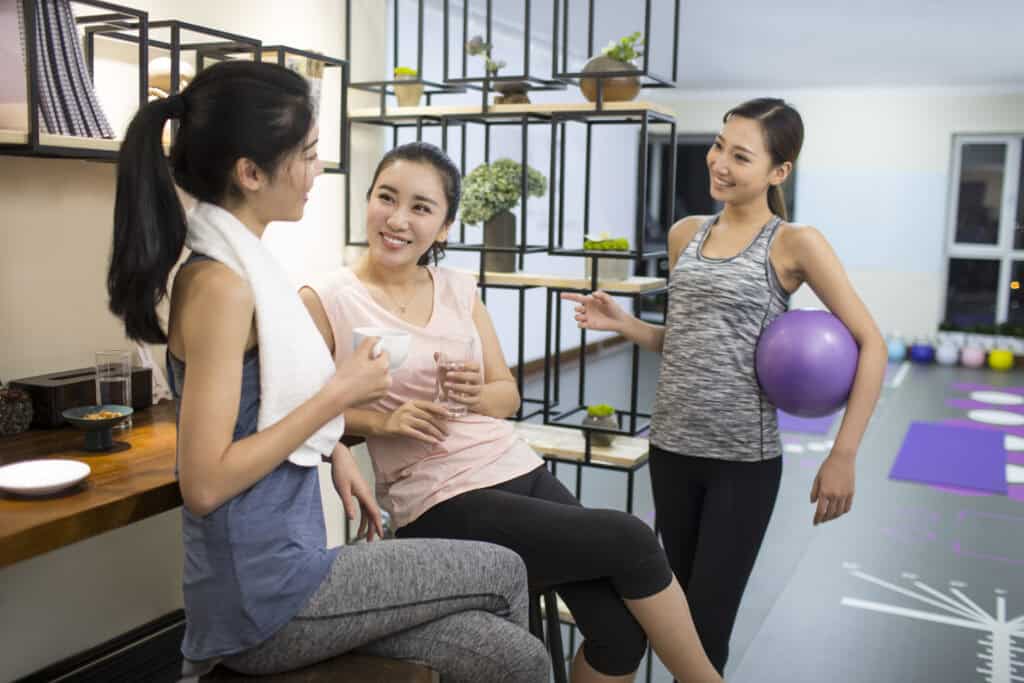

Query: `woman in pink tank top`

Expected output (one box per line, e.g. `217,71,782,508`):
301,142,723,683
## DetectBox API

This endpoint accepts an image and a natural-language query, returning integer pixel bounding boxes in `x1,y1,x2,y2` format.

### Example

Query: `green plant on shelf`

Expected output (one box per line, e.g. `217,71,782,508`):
466,35,506,77
586,404,616,418
583,232,630,251
602,31,644,64
460,159,546,225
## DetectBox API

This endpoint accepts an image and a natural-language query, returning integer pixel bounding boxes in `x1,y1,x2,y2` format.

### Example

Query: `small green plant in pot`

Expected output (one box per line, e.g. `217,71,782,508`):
583,404,618,446
583,231,632,282
580,31,644,103
461,158,546,272
466,35,529,103
393,66,423,107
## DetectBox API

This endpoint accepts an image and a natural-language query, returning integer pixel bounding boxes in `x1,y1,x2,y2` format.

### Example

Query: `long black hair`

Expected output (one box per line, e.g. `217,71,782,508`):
108,60,313,343
723,98,804,220
366,142,461,266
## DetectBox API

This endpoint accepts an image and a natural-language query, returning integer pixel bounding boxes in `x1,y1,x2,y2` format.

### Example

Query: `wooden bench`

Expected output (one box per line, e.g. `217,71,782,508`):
200,655,439,682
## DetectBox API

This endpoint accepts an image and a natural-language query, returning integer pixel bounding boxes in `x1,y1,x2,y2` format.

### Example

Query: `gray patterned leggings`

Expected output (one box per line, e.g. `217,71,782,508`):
222,538,550,682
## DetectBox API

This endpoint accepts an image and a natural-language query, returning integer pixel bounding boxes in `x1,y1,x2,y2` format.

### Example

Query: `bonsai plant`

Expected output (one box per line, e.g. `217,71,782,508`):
466,35,529,104
583,231,632,281
0,380,33,436
393,66,423,107
580,31,644,103
582,404,618,446
460,158,546,272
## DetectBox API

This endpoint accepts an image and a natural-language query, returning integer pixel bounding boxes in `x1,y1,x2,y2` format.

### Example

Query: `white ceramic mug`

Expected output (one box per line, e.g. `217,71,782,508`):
352,327,410,370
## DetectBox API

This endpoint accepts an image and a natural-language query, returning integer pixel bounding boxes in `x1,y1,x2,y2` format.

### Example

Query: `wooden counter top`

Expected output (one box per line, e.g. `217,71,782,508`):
0,401,182,568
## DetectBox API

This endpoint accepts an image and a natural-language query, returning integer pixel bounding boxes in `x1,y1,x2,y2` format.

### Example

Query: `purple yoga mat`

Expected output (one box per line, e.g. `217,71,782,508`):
953,383,1024,396
941,419,1024,438
889,422,1007,494
947,398,1024,414
777,410,837,435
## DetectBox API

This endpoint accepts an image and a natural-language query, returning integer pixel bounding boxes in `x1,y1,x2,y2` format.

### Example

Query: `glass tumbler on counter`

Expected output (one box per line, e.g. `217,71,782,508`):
95,350,133,429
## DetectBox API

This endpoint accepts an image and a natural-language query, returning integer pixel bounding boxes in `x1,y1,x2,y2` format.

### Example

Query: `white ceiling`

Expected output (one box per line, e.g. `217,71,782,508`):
446,0,1024,90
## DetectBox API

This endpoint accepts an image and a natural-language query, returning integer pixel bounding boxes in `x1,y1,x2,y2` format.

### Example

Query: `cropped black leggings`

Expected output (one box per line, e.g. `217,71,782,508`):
397,465,673,676
649,445,783,676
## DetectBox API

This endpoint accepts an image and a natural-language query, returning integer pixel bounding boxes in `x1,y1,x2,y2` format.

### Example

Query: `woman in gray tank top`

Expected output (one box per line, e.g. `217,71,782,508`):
106,61,549,682
564,98,887,675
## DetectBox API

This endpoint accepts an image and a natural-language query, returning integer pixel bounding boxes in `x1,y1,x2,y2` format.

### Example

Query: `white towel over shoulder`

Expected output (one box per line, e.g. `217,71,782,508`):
185,202,343,466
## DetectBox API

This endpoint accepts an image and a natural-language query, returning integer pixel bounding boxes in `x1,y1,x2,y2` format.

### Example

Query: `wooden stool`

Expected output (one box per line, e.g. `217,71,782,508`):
200,654,439,683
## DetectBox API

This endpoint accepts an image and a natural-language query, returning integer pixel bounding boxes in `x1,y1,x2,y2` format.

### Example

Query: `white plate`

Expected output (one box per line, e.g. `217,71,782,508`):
0,459,91,496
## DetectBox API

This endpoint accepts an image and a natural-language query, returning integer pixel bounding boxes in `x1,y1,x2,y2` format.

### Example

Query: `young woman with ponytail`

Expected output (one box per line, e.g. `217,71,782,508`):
107,60,548,682
564,98,886,676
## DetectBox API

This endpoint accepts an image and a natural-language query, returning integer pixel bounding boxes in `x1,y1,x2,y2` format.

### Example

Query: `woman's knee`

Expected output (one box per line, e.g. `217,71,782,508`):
596,511,673,598
581,616,648,676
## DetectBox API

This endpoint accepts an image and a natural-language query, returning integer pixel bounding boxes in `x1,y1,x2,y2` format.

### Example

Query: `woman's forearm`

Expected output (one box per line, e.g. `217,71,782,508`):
342,408,389,438
473,379,520,419
620,316,668,353
831,336,886,460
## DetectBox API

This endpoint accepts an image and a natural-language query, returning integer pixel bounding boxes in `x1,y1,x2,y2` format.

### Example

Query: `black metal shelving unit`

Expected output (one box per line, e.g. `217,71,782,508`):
342,3,682,680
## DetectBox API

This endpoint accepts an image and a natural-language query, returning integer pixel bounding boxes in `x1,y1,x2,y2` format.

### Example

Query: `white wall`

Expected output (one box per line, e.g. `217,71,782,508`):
0,3,384,680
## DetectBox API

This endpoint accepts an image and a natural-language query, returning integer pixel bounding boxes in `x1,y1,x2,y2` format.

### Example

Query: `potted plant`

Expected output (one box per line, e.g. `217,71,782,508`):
583,232,632,281
0,380,33,436
466,35,529,104
460,158,546,272
580,31,643,104
393,66,423,107
582,404,618,446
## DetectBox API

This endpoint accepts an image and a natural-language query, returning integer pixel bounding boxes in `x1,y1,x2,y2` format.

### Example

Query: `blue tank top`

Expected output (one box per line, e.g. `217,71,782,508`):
167,253,339,660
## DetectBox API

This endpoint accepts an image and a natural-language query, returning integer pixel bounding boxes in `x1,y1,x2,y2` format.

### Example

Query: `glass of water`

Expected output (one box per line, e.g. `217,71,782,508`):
436,335,475,418
95,350,133,429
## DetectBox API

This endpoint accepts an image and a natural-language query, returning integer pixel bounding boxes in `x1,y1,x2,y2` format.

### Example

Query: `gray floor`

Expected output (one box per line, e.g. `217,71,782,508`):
523,346,1024,683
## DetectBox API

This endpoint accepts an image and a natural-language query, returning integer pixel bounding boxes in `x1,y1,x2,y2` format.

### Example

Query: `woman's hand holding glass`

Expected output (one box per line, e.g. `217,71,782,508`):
440,361,483,412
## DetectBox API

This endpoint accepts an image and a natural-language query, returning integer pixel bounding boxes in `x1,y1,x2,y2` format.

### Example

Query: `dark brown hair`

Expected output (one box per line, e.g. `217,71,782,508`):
367,142,461,266
723,98,804,220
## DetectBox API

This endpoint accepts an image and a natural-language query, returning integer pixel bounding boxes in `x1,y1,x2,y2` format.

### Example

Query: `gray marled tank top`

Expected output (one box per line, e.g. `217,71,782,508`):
649,214,790,461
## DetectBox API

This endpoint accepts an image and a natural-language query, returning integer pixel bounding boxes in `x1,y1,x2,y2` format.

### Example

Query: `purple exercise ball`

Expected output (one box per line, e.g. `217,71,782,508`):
755,309,859,418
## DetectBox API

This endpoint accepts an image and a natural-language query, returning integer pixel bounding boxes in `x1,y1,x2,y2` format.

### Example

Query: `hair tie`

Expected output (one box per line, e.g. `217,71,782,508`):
166,94,187,119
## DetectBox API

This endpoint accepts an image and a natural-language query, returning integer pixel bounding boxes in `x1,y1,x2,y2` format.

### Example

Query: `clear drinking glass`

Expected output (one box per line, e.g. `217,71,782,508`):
95,350,132,429
436,334,475,418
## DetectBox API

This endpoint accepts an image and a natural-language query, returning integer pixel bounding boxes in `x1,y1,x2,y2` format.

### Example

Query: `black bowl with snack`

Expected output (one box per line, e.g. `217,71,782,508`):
62,404,134,451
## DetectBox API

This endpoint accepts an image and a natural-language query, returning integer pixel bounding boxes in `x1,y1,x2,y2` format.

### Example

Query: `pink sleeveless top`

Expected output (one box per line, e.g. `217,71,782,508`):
306,266,543,528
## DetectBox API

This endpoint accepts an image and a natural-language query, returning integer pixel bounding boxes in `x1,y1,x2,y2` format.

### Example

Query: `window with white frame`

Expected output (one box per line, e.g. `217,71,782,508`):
945,136,1024,328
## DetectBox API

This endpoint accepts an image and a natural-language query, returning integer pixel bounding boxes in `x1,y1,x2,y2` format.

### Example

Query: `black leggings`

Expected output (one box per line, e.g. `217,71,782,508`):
397,465,673,676
649,445,783,676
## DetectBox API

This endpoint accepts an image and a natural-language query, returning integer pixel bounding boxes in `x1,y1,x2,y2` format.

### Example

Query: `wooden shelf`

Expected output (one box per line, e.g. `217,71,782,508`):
456,268,665,294
0,130,343,171
0,401,181,568
515,422,649,468
0,129,120,151
350,100,675,122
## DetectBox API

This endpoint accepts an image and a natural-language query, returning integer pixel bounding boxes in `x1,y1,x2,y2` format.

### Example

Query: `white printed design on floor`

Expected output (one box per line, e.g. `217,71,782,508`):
841,564,1024,683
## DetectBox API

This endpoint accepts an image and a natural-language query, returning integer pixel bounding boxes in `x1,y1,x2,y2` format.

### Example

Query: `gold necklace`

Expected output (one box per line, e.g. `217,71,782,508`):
376,282,416,316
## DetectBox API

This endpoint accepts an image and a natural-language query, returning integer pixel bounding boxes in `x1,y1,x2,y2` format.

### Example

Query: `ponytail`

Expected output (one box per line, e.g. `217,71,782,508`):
107,60,312,344
108,96,188,344
768,184,788,221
